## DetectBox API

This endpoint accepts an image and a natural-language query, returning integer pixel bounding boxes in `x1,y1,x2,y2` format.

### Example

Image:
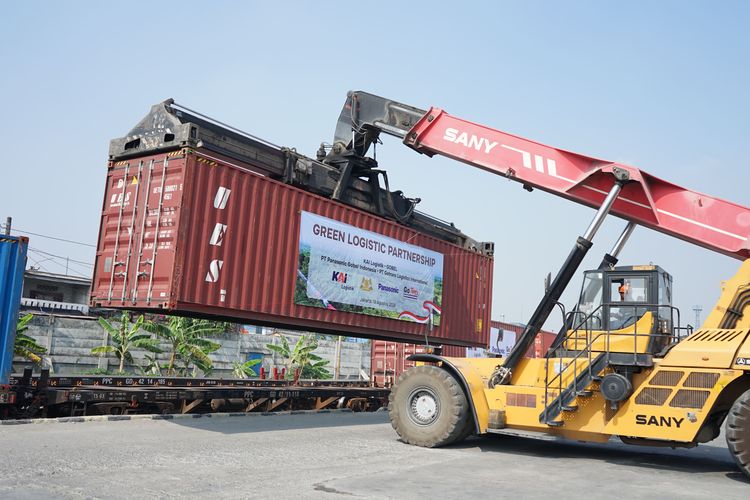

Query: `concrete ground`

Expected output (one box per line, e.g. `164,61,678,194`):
0,412,747,499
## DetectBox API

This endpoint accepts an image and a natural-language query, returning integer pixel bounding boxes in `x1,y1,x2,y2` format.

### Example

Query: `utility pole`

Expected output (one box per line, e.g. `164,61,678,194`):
334,335,342,379
692,305,703,328
4,216,10,235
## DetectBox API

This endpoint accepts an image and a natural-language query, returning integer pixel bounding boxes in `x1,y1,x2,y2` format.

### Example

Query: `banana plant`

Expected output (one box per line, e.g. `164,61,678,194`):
266,334,331,380
92,312,162,374
144,317,222,376
14,313,46,365
232,358,262,379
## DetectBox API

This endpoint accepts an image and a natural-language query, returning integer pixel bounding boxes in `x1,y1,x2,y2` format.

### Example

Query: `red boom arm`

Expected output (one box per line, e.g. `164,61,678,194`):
404,107,749,260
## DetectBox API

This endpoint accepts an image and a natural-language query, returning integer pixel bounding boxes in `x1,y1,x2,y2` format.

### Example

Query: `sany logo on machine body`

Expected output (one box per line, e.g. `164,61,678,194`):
442,127,558,177
635,414,684,428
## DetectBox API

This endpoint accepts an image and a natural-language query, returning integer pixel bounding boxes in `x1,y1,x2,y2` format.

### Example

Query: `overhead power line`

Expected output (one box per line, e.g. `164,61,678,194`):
26,255,51,273
27,249,89,278
28,247,93,267
0,224,96,248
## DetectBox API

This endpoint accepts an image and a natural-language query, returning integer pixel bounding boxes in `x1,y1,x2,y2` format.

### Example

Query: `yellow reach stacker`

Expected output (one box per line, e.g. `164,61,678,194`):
324,91,750,477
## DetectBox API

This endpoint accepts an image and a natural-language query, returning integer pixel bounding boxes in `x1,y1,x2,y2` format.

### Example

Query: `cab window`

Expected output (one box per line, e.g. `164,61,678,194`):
610,276,647,303
608,276,648,330
577,272,603,329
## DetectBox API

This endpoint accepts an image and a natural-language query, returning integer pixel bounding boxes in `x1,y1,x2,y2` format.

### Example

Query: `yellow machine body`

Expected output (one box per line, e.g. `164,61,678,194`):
440,259,750,444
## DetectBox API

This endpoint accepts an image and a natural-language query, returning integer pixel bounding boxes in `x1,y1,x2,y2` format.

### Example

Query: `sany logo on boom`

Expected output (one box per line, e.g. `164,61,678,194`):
442,128,498,154
442,127,557,176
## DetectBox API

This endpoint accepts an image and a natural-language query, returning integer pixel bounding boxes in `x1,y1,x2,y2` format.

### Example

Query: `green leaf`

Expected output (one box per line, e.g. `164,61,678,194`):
131,314,145,333
143,321,171,338
98,316,117,335
91,345,115,355
191,338,221,352
16,313,33,334
134,340,163,354
266,344,287,355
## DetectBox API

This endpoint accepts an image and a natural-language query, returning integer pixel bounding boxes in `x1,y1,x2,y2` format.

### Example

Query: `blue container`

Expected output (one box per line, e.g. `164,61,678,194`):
246,352,264,377
0,235,28,384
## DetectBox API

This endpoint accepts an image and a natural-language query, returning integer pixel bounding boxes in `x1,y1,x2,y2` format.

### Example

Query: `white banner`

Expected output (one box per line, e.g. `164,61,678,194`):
489,327,516,356
295,212,444,323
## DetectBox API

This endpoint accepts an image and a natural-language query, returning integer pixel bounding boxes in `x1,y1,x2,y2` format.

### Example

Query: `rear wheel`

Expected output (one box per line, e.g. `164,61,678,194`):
389,365,470,447
726,387,750,479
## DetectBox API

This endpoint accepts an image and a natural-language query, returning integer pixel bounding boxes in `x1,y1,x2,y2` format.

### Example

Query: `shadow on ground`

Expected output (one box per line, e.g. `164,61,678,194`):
164,410,750,483
447,433,749,483
163,409,390,435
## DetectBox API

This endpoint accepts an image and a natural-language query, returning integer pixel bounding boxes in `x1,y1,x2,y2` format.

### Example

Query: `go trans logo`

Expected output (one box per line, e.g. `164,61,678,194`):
403,286,419,300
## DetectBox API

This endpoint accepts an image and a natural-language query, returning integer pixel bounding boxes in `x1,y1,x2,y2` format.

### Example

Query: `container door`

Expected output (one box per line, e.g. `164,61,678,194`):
91,153,185,307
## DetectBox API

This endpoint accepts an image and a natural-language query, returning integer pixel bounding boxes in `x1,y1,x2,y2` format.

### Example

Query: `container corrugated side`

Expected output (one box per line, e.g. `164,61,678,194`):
368,341,470,387
490,320,557,358
91,149,493,347
370,340,426,387
0,236,28,384
369,331,555,388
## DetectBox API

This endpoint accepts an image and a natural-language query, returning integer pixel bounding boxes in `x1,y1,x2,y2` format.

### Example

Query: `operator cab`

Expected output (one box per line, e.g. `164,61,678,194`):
568,265,676,354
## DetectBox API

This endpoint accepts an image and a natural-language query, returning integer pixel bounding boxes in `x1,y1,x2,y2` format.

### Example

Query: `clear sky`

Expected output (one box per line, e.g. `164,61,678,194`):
1,1,747,331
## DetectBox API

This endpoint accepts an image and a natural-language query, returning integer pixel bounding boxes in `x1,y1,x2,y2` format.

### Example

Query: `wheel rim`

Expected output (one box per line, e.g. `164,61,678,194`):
407,387,440,426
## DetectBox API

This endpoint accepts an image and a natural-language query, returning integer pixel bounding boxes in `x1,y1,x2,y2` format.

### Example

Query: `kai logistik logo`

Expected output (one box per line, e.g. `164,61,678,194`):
332,271,348,284
360,277,373,292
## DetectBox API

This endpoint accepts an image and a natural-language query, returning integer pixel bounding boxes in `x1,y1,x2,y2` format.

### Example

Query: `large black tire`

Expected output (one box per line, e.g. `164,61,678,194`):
726,388,750,479
388,365,470,447
456,411,476,441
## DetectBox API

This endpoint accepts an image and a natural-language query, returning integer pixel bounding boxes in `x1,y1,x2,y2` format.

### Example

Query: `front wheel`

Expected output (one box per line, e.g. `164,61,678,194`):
388,365,471,447
726,387,750,479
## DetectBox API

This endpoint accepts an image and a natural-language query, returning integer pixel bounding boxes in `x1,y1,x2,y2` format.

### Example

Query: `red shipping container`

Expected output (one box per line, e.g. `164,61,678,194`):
371,341,425,388
370,341,468,387
91,148,493,346
490,320,557,358
370,325,556,387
